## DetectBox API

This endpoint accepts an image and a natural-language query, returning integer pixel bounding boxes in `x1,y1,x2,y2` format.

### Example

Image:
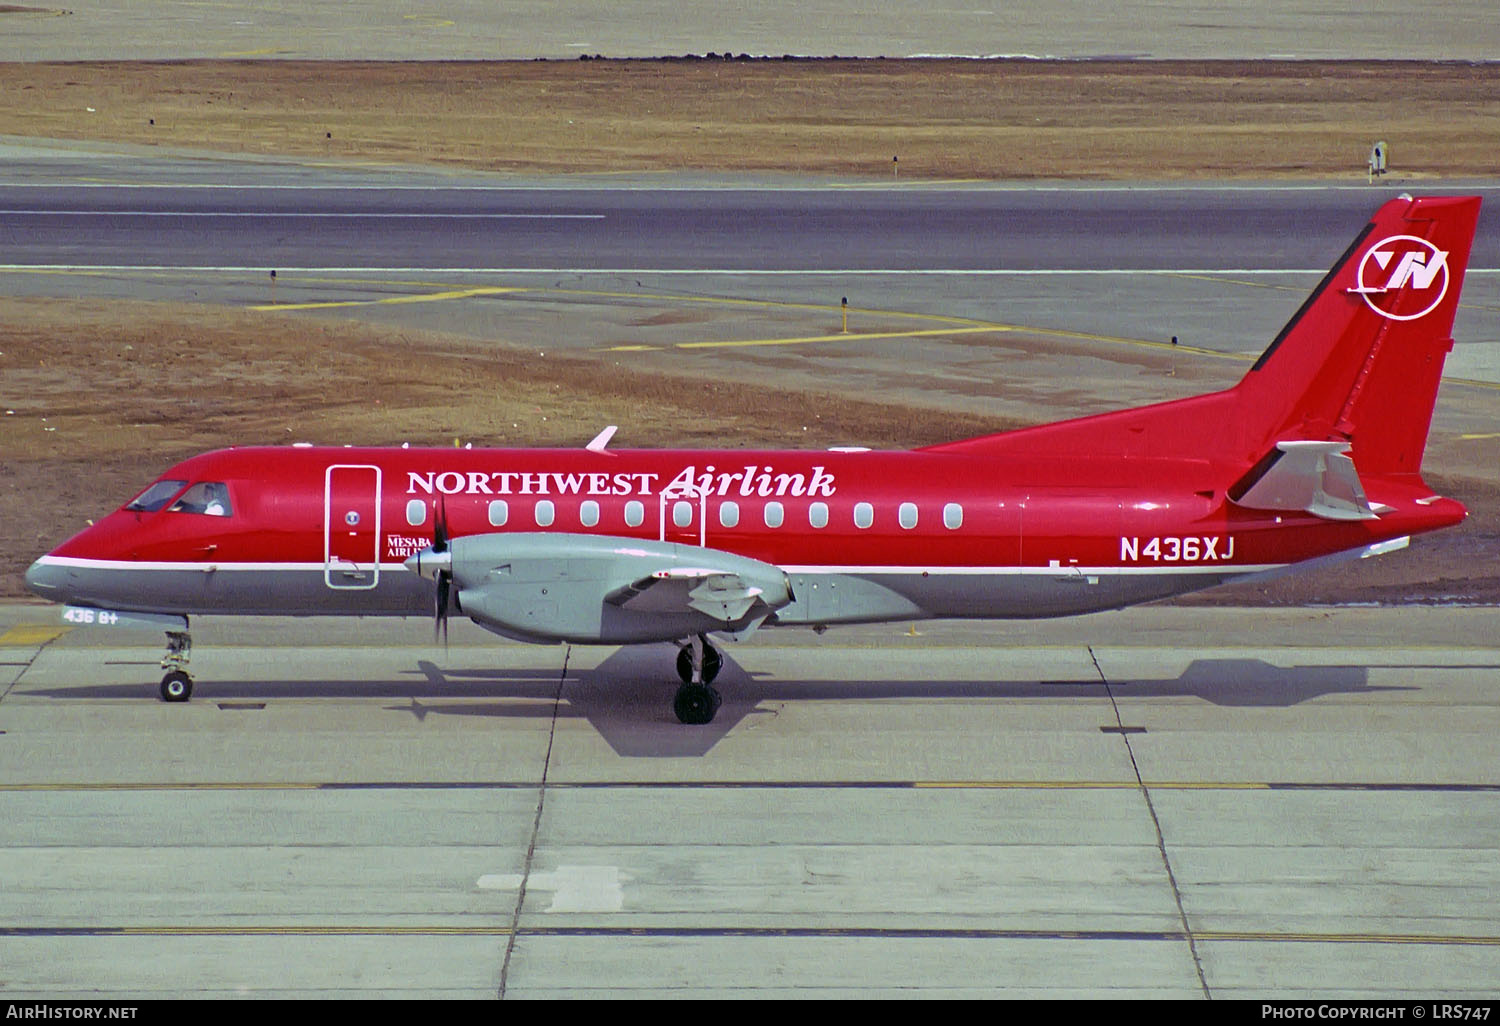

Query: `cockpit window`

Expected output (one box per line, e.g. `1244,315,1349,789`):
125,479,188,513
168,482,233,517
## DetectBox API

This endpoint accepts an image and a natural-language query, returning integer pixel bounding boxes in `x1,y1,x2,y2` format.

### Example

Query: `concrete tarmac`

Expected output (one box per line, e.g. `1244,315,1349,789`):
2,602,1497,997
4,1,1499,61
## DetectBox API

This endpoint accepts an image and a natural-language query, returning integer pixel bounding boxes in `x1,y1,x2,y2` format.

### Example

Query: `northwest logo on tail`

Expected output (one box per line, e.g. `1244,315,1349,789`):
1348,234,1450,321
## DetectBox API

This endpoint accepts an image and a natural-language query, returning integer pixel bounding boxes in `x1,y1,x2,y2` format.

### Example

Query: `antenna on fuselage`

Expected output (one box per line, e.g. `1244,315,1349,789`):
586,425,618,454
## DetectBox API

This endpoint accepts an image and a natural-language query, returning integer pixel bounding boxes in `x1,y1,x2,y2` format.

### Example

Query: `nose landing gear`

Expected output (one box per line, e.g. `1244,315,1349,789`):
672,634,723,725
159,628,193,702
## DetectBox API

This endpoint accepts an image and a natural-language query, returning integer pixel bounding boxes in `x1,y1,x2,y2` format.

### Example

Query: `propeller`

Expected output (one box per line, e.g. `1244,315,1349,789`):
404,499,454,647
432,499,452,647
434,570,451,648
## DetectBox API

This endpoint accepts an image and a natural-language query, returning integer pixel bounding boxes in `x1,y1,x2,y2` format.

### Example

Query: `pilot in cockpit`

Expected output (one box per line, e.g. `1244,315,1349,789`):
168,482,233,517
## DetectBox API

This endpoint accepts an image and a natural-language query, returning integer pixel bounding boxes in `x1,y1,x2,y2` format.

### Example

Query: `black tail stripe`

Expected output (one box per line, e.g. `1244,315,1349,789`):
1249,222,1377,373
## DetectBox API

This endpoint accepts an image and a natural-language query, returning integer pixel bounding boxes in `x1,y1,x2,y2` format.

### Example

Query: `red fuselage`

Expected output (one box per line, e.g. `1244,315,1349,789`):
27,443,1463,629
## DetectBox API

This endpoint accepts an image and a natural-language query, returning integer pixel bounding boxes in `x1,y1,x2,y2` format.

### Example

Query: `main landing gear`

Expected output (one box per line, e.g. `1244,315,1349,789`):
159,628,193,703
673,634,723,725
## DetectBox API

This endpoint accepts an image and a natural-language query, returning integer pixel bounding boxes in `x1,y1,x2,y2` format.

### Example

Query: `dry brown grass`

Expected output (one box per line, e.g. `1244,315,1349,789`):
3,58,1497,179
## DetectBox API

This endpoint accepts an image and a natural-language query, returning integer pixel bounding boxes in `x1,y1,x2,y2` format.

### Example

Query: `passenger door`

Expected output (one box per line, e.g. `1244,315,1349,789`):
324,464,382,589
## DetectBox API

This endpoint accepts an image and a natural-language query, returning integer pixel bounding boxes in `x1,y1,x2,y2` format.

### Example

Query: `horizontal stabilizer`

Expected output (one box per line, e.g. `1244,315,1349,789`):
1230,441,1377,521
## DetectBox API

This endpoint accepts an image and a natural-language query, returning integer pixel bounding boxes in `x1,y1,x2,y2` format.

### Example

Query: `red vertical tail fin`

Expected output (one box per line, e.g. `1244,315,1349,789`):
1234,194,1481,479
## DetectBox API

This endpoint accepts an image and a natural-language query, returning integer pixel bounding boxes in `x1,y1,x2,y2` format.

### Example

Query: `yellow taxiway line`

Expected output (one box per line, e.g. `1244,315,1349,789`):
248,285,525,312
0,625,70,646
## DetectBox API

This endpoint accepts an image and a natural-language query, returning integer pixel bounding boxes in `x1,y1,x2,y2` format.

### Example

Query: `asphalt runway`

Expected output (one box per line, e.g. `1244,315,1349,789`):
10,178,1500,273
3,604,1498,998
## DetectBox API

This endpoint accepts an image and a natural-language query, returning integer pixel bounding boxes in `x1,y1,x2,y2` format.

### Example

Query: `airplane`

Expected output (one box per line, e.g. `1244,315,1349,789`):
24,194,1481,724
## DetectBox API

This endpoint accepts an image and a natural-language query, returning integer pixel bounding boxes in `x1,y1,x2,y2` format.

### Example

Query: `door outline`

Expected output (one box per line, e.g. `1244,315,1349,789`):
324,464,382,589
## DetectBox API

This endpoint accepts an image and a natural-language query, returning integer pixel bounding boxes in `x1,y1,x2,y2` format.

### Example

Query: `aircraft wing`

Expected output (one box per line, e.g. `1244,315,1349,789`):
1229,440,1378,521
442,532,793,644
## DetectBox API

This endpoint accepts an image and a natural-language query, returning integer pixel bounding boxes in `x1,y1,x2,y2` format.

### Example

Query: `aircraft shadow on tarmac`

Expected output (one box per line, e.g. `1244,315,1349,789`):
32,648,1475,758
444,647,1418,757
407,649,1429,756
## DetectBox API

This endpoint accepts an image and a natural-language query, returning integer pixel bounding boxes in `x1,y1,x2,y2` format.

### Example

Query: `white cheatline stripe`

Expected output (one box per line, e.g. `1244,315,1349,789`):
35,555,1283,577
34,556,330,572
782,564,1285,576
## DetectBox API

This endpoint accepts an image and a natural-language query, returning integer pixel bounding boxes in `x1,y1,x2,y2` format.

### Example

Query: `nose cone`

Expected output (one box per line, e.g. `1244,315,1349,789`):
24,556,68,601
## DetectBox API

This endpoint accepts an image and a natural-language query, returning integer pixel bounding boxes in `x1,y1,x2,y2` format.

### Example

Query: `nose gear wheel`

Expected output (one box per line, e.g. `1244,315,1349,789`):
159,628,194,702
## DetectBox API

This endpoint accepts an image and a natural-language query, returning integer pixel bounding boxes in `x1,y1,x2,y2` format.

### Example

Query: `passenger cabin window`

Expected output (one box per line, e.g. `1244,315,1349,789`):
488,500,509,527
673,501,693,528
625,501,645,528
809,502,829,529
406,500,427,527
898,502,918,530
168,482,232,517
126,479,187,513
943,503,963,530
720,501,740,528
854,502,874,529
580,500,600,528
535,500,555,527
764,502,784,529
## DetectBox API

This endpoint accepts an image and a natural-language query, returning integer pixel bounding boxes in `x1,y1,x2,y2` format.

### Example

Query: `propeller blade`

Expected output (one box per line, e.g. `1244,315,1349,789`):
435,570,451,648
433,498,449,553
